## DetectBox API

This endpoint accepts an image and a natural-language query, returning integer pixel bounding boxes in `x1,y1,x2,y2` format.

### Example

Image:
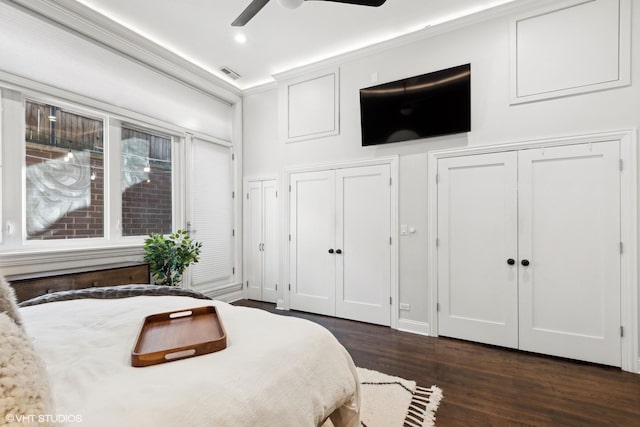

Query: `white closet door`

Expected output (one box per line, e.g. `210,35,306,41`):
262,180,279,303
289,170,336,315
335,165,391,326
189,138,233,290
246,180,263,300
518,142,621,366
437,152,519,348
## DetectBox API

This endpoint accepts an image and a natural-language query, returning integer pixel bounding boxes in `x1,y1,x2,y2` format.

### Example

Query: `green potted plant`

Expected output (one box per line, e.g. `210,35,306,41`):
143,229,203,286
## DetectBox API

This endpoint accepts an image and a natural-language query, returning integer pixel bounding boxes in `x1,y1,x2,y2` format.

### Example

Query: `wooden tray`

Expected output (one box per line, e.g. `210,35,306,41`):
131,306,227,367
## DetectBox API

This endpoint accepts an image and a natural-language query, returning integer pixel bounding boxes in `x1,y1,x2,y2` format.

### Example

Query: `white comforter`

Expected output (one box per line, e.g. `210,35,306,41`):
20,296,360,427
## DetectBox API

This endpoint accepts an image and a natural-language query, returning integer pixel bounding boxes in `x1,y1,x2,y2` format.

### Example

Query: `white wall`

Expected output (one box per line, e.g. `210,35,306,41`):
243,90,281,177
243,3,640,348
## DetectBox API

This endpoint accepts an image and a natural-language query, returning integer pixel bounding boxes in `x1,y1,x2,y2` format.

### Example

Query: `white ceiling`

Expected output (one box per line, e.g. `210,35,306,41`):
71,0,518,90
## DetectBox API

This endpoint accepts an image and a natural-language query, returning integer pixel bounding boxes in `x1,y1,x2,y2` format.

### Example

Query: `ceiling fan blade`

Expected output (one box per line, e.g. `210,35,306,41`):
232,0,271,26
305,0,387,6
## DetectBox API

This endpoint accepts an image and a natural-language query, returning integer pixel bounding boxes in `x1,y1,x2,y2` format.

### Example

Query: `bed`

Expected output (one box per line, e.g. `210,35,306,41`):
14,286,360,427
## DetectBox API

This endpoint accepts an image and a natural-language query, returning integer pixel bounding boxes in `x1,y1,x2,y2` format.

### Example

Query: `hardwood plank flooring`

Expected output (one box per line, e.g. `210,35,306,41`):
233,300,640,426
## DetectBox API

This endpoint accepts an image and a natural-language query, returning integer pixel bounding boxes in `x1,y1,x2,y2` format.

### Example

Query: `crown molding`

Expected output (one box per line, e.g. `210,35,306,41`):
4,0,559,99
242,81,279,97
270,0,555,83
4,0,241,105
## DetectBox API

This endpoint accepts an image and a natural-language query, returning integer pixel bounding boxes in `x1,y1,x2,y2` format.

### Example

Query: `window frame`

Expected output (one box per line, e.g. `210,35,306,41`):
0,89,185,258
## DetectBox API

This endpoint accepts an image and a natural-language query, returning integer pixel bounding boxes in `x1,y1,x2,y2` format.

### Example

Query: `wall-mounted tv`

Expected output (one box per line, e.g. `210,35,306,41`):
359,64,471,146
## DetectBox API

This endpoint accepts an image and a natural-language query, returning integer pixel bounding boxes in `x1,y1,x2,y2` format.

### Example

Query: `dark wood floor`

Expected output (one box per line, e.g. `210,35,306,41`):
233,300,640,426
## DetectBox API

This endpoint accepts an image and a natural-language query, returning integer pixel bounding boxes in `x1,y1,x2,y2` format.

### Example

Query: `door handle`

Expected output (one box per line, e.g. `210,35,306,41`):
335,249,342,254
187,221,197,235
328,249,334,254
507,258,515,265
521,259,530,267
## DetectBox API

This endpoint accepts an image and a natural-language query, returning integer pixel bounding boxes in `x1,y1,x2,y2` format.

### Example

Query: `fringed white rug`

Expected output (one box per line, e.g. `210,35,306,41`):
356,367,443,427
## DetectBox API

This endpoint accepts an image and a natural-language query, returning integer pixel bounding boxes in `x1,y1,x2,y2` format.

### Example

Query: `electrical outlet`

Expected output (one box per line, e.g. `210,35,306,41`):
399,303,410,311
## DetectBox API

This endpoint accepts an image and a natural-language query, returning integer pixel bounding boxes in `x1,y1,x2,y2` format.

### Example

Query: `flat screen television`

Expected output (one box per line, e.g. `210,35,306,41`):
359,63,471,146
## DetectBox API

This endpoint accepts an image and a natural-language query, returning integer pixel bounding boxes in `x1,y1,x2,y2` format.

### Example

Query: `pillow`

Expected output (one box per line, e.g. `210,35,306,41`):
0,312,53,427
0,276,22,328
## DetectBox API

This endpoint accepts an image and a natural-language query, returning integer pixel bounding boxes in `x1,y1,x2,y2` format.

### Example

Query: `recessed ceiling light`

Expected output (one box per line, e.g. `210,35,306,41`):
234,34,247,44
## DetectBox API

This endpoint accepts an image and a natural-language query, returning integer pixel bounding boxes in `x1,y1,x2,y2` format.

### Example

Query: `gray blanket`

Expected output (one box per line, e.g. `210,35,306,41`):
18,284,212,307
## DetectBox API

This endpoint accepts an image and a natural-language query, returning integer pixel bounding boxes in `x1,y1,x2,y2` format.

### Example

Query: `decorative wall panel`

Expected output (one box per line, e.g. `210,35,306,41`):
510,0,630,104
280,68,340,143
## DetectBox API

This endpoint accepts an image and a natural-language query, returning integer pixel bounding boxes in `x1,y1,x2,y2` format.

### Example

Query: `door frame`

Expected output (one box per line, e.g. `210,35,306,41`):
427,129,638,373
242,175,279,301
282,156,399,329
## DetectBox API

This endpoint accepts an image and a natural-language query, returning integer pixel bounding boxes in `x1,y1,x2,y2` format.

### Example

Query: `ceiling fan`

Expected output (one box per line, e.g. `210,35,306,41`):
232,0,387,27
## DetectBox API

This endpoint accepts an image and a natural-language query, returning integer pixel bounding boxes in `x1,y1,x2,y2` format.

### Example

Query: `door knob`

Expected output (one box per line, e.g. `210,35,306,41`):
507,258,515,265
521,259,530,266
328,249,334,254
336,249,342,254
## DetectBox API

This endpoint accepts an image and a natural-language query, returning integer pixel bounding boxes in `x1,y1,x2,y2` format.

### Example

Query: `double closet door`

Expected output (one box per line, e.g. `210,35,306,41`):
437,142,621,366
245,179,278,303
289,164,392,326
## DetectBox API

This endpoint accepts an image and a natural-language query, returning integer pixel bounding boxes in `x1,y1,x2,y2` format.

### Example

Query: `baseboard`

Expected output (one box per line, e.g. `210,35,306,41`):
398,318,431,336
199,283,244,303
212,289,244,303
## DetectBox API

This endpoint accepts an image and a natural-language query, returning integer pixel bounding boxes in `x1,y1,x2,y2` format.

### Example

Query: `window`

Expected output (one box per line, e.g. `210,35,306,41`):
1,86,237,297
24,100,104,240
22,99,176,244
121,126,172,236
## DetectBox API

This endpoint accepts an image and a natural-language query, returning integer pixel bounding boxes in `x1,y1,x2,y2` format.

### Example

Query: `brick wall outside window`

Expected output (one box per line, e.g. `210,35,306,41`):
121,163,172,236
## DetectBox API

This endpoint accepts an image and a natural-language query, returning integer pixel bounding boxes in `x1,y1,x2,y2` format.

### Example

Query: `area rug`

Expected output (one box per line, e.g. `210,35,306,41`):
355,367,443,427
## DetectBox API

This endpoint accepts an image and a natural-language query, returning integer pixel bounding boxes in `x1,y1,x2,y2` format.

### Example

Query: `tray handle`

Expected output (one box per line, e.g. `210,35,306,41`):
169,309,196,319
165,348,197,360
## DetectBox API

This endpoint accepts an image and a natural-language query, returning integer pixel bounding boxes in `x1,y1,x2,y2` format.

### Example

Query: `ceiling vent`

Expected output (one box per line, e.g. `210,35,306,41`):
220,66,241,80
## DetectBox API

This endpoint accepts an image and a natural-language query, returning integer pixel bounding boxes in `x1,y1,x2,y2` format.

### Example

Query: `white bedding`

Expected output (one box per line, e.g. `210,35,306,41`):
20,296,360,427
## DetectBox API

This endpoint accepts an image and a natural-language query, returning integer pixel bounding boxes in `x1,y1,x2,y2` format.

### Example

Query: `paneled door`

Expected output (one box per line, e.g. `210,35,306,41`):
246,180,263,300
436,142,622,366
289,170,336,316
290,164,392,325
518,142,621,366
437,152,519,348
262,181,279,302
245,179,278,303
335,165,391,325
